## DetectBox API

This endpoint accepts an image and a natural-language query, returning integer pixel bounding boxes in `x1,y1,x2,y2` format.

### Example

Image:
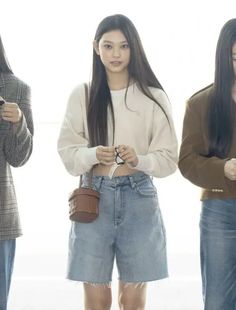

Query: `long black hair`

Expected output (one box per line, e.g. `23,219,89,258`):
208,18,236,158
88,14,168,147
0,35,13,73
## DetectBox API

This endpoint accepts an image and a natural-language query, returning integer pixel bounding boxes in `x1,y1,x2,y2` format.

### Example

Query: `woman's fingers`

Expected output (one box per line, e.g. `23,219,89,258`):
116,145,138,167
95,145,138,167
1,102,22,123
224,159,236,180
96,146,115,165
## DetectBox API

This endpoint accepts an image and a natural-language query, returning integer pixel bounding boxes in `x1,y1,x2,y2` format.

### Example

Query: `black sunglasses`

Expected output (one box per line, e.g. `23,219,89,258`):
115,147,125,165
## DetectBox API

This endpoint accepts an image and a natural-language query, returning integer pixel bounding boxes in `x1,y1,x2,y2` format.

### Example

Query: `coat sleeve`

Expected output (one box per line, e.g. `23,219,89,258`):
134,90,178,178
178,98,229,189
57,84,99,176
3,82,34,167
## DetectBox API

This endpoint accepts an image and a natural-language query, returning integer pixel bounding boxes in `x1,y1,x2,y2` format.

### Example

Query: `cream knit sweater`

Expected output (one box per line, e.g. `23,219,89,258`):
57,83,178,178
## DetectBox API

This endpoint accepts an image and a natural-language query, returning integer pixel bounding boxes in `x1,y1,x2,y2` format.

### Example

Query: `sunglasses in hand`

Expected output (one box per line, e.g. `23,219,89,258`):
115,147,125,165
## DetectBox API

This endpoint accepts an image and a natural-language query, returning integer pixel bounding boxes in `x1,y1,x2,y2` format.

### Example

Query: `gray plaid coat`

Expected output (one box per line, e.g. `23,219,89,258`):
0,73,33,241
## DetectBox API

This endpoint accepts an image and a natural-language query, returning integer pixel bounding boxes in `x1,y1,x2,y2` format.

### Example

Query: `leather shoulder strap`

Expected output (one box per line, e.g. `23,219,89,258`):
80,83,93,188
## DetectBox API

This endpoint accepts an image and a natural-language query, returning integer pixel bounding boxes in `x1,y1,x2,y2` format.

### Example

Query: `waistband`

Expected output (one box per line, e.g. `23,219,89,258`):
83,171,150,188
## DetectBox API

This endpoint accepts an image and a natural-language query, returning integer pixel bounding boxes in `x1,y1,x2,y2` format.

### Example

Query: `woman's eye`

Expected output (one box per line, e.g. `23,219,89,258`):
121,43,129,49
104,44,112,49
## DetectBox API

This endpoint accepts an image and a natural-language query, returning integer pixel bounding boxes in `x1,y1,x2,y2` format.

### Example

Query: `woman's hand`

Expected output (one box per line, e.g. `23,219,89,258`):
224,158,236,180
116,145,138,167
1,102,22,123
96,146,115,165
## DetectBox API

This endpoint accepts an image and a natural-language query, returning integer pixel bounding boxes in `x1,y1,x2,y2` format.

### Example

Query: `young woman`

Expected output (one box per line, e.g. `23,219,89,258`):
58,14,178,309
0,35,33,310
179,19,236,310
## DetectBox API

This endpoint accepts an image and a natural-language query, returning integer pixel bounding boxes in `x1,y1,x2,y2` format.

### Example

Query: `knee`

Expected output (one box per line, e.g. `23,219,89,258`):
89,304,111,310
84,282,112,310
118,292,145,310
118,282,147,310
84,288,111,310
119,299,145,310
85,299,111,310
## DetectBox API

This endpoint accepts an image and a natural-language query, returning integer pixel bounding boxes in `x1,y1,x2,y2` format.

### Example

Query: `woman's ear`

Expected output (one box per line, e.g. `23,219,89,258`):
93,40,100,55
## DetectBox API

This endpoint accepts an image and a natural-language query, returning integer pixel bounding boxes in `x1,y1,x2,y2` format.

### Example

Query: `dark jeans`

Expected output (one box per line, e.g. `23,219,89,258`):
0,239,16,310
200,199,236,310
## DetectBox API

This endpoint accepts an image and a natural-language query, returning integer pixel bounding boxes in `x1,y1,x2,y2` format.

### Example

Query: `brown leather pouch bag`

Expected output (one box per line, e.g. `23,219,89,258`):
68,186,99,223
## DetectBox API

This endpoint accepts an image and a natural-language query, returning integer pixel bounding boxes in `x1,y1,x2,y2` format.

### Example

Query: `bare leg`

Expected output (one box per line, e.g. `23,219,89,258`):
83,283,112,310
118,281,147,310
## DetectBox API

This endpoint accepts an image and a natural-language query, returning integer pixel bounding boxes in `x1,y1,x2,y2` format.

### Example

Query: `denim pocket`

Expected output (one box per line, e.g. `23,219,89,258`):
135,178,157,197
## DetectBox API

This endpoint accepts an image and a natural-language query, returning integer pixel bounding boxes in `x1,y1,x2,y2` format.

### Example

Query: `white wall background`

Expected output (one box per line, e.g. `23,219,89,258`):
0,0,236,309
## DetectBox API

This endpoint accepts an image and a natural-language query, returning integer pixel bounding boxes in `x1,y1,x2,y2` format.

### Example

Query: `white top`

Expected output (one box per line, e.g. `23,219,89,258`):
57,83,178,178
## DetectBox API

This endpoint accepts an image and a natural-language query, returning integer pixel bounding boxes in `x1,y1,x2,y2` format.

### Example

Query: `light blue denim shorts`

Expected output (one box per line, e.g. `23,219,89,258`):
67,172,168,284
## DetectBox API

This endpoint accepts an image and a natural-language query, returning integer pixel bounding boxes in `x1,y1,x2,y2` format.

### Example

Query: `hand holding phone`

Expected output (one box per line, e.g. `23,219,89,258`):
0,97,22,123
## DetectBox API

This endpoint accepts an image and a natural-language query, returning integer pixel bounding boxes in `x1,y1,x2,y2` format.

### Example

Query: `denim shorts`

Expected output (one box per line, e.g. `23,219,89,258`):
67,172,168,284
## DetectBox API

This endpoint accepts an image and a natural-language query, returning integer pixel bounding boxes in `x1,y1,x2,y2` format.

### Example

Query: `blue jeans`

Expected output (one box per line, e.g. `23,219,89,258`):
67,172,168,284
0,239,16,310
200,199,236,310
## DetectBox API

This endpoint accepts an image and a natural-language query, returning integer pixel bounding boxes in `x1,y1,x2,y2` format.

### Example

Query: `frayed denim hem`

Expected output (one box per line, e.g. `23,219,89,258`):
84,281,112,289
119,281,146,289
67,278,112,288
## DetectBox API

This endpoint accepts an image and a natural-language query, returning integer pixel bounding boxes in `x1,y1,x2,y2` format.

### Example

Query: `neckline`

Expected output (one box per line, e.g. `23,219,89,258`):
110,83,135,96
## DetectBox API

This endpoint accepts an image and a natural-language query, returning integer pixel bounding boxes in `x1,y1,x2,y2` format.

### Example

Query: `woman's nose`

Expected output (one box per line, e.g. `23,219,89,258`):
112,47,121,57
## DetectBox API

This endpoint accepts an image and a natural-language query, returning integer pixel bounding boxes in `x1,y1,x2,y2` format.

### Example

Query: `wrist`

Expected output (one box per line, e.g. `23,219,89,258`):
130,157,138,167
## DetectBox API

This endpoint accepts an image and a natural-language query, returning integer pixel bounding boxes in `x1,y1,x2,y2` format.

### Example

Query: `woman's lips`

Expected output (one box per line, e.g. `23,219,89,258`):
110,61,122,66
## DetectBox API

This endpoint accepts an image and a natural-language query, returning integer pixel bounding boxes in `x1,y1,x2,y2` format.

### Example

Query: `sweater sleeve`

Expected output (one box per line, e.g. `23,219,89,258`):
3,82,33,167
57,84,99,176
132,90,178,177
178,98,229,189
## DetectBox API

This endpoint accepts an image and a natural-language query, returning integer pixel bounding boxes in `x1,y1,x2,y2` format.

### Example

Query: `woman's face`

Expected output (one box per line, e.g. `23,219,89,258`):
94,29,130,76
232,42,236,78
